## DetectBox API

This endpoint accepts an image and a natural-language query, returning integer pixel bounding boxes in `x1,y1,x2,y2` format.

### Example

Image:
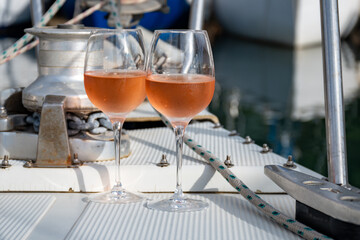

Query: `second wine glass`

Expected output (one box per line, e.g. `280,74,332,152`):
146,30,215,212
84,29,146,204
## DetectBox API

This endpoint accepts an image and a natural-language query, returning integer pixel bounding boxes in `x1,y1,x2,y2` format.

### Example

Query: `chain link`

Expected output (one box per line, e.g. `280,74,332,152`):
26,112,113,136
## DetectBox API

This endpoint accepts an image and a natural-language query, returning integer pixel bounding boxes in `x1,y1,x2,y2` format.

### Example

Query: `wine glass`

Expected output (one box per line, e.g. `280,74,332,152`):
84,29,146,203
145,30,215,212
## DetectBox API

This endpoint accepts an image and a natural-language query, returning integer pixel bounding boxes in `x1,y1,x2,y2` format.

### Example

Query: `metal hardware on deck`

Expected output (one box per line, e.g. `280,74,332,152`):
1,155,11,169
23,160,33,168
0,109,14,131
85,0,165,28
224,155,234,168
283,155,297,169
72,153,82,166
0,112,27,132
156,154,169,167
189,0,205,30
0,107,7,118
30,95,79,168
23,26,97,113
320,0,348,186
228,130,239,137
243,136,254,144
265,165,360,239
2,130,130,162
261,144,272,154
212,123,223,129
264,165,360,224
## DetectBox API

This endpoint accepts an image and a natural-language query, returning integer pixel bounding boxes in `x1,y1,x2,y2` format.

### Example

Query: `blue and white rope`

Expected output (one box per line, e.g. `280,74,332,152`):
1,0,68,62
109,0,122,28
158,113,332,240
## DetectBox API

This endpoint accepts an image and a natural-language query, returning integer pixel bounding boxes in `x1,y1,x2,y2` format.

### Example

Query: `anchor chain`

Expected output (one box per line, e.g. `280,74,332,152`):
25,112,113,136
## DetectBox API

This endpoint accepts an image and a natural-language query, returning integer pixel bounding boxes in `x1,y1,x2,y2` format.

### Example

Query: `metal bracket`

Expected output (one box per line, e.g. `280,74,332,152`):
264,165,360,238
26,95,78,168
264,165,360,224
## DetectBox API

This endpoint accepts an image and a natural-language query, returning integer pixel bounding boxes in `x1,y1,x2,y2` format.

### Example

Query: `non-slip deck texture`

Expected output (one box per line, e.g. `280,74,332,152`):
66,194,300,240
123,121,285,166
0,194,56,240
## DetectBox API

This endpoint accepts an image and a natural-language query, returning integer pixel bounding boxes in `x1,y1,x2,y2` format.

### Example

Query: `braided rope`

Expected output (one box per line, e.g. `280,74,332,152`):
109,0,122,28
66,1,107,25
157,113,332,240
0,0,67,64
0,0,107,65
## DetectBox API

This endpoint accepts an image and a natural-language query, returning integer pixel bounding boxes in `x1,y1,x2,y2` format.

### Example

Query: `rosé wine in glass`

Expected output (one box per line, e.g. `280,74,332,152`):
146,74,215,125
145,30,215,212
84,29,146,204
84,70,146,116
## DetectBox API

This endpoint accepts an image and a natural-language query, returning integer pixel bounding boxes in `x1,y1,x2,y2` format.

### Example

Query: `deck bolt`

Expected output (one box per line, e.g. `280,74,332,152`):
261,144,272,154
72,153,82,165
23,160,33,168
213,123,223,129
224,155,234,168
283,155,297,169
0,107,7,118
156,154,170,167
228,130,239,136
243,136,254,144
1,155,11,168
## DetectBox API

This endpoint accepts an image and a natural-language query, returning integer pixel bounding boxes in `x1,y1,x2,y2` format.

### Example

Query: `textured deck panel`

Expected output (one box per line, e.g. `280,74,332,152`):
65,194,299,240
125,121,286,166
0,194,55,240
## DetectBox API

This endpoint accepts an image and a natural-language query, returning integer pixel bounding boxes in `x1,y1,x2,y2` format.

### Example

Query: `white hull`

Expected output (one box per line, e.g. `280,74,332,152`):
215,0,360,47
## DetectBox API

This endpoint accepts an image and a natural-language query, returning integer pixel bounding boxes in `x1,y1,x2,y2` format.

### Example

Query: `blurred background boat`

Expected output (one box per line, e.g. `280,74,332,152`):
215,0,360,47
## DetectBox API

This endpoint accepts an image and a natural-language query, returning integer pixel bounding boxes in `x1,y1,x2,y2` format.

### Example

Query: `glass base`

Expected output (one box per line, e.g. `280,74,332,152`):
87,187,144,204
147,197,209,212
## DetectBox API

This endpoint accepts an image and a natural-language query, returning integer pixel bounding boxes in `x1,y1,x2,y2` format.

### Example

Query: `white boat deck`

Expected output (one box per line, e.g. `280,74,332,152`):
0,193,299,240
0,118,323,239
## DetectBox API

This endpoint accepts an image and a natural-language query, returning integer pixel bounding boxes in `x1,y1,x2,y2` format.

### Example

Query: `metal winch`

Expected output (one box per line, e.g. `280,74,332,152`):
0,24,130,167
23,24,98,113
84,0,169,28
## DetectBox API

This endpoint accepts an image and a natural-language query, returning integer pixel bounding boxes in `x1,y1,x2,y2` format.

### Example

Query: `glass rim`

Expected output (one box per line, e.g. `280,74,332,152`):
89,28,142,36
154,29,208,34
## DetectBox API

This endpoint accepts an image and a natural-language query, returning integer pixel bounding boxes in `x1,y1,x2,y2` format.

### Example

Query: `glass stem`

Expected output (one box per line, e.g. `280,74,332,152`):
173,125,185,201
113,121,123,189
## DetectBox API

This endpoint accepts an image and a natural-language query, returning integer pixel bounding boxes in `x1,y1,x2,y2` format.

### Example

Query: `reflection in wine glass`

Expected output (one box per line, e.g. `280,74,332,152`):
84,29,146,204
146,30,215,212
